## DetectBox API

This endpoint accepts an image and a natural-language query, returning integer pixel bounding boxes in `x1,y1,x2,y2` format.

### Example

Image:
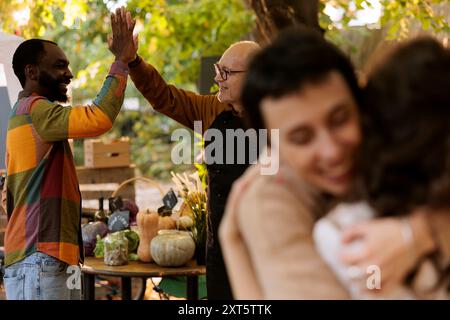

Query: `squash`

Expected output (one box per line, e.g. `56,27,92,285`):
136,209,176,262
151,230,195,267
159,215,176,230
136,209,159,262
176,215,194,230
178,201,192,217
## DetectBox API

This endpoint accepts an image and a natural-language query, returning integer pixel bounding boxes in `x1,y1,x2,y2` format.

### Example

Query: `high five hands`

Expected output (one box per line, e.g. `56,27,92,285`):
108,6,139,64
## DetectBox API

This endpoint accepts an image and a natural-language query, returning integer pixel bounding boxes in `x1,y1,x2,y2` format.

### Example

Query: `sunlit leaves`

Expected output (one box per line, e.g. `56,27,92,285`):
321,0,449,40
2,0,448,179
127,0,254,90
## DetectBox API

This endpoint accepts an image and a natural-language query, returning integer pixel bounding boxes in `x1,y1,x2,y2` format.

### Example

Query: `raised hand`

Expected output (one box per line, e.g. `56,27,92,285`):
108,6,139,64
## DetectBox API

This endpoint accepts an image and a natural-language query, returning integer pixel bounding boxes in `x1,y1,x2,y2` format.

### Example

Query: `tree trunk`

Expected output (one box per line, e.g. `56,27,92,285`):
247,0,323,45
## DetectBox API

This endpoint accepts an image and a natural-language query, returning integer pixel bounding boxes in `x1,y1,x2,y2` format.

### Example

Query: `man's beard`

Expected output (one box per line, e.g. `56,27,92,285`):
38,70,69,103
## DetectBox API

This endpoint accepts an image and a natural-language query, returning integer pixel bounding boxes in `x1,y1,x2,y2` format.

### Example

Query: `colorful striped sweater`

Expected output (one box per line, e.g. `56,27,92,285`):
4,60,129,267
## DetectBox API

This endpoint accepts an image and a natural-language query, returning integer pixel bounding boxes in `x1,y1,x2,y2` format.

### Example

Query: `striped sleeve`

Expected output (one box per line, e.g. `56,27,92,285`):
1,177,6,214
30,61,129,141
2,152,7,213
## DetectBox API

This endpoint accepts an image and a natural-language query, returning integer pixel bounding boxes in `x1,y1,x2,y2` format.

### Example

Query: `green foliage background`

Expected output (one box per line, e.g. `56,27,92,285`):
1,0,448,180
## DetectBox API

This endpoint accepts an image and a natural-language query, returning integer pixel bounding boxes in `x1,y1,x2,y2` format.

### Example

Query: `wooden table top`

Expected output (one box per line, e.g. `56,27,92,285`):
81,257,206,278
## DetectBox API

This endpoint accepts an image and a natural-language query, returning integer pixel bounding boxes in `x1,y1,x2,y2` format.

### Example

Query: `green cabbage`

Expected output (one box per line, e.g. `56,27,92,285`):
120,229,140,252
93,230,140,259
94,235,105,258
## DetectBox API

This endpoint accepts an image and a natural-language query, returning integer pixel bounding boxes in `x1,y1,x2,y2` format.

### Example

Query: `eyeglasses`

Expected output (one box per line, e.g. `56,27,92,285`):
214,63,246,81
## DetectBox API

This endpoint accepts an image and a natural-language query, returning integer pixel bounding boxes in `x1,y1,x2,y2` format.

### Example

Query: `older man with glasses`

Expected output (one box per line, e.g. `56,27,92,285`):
111,9,260,300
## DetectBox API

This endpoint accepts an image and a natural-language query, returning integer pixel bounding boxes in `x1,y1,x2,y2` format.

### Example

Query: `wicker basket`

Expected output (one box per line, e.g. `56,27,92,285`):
111,176,166,199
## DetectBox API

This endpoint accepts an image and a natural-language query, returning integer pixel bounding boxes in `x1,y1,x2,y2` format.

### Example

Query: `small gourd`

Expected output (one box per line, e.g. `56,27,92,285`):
159,215,176,230
176,215,194,230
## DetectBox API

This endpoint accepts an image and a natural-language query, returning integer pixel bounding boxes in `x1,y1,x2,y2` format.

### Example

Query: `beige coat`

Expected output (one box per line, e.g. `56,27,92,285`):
219,161,350,299
219,160,450,299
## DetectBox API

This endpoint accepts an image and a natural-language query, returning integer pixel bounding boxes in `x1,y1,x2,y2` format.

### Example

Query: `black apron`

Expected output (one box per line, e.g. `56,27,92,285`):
204,110,257,300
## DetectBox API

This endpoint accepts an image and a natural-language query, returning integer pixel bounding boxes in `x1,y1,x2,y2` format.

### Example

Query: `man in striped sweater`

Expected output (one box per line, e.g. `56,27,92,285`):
1,7,137,300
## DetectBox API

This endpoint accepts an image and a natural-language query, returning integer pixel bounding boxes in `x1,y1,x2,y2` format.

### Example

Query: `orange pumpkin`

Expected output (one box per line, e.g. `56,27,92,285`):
159,215,176,230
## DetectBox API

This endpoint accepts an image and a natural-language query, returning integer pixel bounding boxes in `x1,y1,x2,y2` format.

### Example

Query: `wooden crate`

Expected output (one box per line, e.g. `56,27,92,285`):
77,165,136,221
84,139,130,168
77,165,136,202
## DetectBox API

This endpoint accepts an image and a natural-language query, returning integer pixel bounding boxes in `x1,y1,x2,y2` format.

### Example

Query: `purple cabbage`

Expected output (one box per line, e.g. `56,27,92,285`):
121,199,139,224
82,221,108,256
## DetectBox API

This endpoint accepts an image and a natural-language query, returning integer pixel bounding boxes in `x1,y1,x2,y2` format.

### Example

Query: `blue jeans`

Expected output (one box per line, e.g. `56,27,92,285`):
3,252,81,300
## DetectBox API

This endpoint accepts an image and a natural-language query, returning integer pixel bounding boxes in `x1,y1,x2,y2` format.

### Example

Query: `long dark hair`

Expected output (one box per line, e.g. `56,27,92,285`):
358,37,450,216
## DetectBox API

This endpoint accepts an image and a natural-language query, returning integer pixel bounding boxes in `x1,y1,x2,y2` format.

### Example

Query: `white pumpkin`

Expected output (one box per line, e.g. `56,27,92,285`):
158,229,180,236
151,230,195,267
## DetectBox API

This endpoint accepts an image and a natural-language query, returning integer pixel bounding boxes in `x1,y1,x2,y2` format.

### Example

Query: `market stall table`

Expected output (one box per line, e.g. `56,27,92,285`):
81,257,206,300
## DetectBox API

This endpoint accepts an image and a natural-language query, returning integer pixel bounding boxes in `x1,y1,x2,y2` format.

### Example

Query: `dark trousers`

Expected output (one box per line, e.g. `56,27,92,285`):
206,232,233,300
